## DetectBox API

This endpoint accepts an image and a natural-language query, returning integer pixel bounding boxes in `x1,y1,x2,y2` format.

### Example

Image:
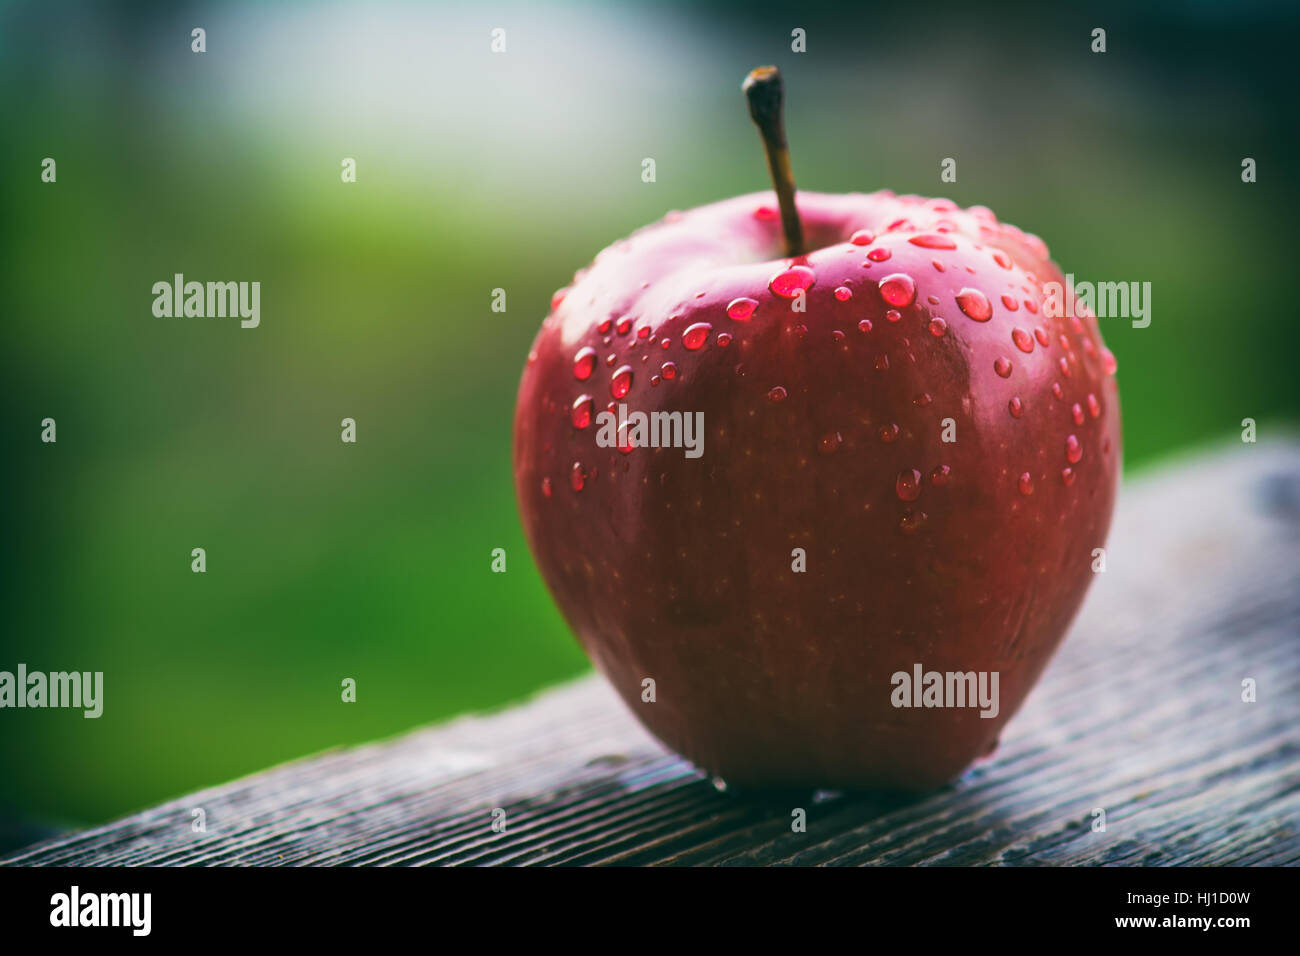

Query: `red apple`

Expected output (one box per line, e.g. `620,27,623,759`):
513,68,1120,790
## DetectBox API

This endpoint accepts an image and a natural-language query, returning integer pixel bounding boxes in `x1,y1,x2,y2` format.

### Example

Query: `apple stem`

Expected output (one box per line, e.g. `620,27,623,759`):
743,66,805,258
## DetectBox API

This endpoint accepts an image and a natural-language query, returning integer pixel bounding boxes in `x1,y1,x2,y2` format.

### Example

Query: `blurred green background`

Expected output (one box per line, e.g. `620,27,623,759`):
1,0,1296,838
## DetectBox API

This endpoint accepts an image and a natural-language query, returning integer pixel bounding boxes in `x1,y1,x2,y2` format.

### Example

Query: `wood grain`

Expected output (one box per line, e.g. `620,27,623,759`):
5,440,1298,866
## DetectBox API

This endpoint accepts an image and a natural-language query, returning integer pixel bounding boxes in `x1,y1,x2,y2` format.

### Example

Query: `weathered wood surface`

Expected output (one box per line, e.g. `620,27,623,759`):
5,441,1298,866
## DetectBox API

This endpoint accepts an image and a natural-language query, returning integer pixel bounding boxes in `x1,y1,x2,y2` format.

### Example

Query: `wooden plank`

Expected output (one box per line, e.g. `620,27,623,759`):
4,440,1298,866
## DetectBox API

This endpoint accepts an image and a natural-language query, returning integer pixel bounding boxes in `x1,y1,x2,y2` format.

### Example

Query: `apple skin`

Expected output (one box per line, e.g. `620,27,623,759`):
513,190,1121,790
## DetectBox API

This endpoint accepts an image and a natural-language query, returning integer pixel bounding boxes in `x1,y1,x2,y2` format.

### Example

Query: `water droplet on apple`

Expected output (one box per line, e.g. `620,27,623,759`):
551,288,568,310
1023,298,1039,314
541,477,552,498
1101,347,1118,375
928,317,947,337
850,229,876,246
879,274,916,307
899,509,927,534
957,288,993,321
768,385,787,402
1066,434,1083,464
682,323,712,350
879,423,899,443
572,395,594,429
819,432,842,455
896,468,922,501
571,462,587,492
1071,403,1085,426
834,286,852,302
573,347,596,381
1018,472,1034,495
858,319,873,333
769,265,815,299
994,356,1013,378
616,317,633,336
1008,396,1023,418
993,251,1012,269
909,234,956,250
727,297,759,320
1001,294,1019,312
1035,327,1050,347
1087,393,1101,418
610,365,633,398
866,247,892,262
930,464,951,486
1012,328,1034,353
716,332,732,347
1052,382,1064,400
661,361,677,380
1061,467,1076,487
